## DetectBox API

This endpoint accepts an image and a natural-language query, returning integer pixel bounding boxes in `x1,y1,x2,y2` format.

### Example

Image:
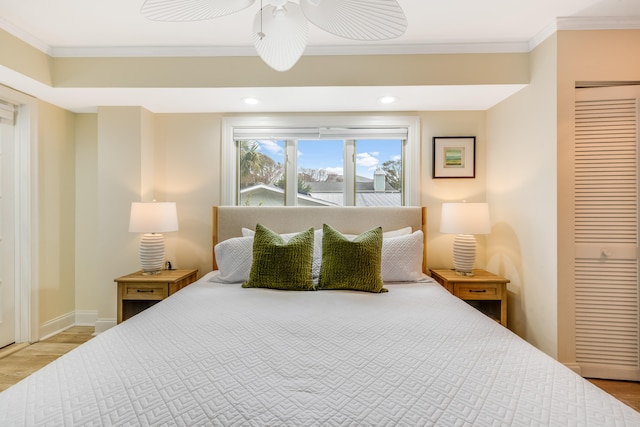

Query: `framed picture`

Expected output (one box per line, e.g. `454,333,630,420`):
432,136,476,178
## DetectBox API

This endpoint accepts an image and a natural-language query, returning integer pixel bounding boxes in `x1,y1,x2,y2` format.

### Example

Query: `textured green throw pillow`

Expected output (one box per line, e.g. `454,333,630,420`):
242,224,315,291
317,224,387,293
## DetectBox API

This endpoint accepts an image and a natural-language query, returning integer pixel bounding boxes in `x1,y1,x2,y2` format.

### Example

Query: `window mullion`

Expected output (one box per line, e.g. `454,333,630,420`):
344,139,356,206
285,139,298,206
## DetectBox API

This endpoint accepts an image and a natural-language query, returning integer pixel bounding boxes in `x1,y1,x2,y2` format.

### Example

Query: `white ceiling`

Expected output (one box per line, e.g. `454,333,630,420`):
0,0,638,113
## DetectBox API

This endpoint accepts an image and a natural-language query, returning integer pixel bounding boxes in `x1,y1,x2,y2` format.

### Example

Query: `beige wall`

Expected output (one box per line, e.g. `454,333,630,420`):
418,111,489,269
49,54,528,88
0,29,52,85
74,114,98,319
153,114,222,275
486,36,558,357
64,109,489,323
96,107,148,326
15,24,640,355
37,100,76,331
556,29,640,365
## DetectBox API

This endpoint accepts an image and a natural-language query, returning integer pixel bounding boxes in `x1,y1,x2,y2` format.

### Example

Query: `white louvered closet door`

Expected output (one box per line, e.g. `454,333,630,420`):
574,85,640,380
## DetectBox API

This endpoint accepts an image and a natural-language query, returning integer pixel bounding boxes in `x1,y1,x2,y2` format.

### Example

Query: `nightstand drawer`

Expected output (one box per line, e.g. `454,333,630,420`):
115,269,198,323
456,283,502,300
122,283,168,300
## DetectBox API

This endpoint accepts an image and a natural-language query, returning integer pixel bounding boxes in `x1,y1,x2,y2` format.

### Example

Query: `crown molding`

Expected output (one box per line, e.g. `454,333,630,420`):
556,16,640,31
4,15,640,59
0,16,50,54
50,41,531,58
528,16,640,51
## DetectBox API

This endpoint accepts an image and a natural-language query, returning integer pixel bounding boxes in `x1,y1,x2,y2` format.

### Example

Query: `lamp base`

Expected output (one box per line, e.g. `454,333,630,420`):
455,270,475,276
142,270,162,276
452,234,476,275
139,233,165,274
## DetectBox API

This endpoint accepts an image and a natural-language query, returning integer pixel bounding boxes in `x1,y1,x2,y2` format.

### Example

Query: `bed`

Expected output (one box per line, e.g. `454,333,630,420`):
0,206,638,426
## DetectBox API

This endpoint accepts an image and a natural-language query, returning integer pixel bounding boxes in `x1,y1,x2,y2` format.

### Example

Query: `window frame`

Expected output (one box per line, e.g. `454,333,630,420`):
222,115,420,206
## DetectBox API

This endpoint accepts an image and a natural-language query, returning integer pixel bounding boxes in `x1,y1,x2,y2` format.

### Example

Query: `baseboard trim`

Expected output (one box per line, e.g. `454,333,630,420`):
39,311,114,339
39,312,75,341
75,310,98,326
0,343,29,360
94,319,117,334
564,363,582,375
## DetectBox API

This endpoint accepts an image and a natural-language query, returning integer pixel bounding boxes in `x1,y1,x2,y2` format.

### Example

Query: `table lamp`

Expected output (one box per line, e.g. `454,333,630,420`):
440,202,491,276
129,202,178,275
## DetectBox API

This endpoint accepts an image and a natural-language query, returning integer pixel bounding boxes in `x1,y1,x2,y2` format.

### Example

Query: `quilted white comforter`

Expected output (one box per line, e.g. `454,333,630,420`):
1,273,639,426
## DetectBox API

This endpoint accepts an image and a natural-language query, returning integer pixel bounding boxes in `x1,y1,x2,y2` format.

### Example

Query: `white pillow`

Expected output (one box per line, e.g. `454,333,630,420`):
238,226,415,280
211,236,254,283
381,230,425,282
343,226,412,240
384,226,413,238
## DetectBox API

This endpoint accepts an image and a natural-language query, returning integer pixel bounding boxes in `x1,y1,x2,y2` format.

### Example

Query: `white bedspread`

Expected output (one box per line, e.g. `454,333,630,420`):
1,273,638,426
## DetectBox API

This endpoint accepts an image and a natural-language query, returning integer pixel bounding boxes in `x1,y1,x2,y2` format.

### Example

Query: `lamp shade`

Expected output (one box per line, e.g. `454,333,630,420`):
440,202,491,235
129,202,178,233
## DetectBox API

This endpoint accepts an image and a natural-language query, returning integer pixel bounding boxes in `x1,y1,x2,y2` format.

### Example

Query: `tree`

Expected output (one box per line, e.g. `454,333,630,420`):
298,167,329,183
239,141,264,187
239,140,283,188
381,159,402,191
275,175,312,194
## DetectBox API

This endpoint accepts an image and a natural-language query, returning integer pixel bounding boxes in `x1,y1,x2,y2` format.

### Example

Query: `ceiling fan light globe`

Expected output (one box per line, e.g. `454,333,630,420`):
252,2,309,72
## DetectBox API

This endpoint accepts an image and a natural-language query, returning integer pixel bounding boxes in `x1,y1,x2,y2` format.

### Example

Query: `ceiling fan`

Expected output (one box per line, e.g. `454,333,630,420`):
140,0,408,72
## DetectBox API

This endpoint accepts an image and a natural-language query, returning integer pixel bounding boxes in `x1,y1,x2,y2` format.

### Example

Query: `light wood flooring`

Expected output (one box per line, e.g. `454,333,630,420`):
0,326,639,413
0,326,94,392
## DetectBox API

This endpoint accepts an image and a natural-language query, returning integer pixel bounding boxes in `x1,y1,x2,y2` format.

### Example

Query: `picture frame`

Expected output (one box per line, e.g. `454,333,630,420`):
432,136,476,178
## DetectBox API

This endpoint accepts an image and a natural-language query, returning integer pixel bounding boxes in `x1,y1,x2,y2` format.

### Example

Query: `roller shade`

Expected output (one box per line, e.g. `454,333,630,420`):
0,101,15,124
233,127,408,140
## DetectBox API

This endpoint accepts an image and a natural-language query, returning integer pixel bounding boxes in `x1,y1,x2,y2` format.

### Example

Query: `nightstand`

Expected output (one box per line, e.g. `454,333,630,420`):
430,268,509,327
115,269,198,323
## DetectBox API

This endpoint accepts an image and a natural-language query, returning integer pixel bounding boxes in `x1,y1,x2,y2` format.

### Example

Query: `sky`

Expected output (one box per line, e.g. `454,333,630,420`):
255,139,402,179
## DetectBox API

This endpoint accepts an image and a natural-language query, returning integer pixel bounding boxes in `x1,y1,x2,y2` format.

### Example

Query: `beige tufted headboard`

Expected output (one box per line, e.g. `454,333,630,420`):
212,206,427,273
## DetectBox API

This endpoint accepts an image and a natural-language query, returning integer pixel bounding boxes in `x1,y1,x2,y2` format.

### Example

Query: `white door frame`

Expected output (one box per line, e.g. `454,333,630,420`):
1,85,39,343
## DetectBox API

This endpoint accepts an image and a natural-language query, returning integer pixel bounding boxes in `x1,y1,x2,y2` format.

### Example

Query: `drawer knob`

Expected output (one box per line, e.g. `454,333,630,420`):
469,289,487,293
137,289,154,293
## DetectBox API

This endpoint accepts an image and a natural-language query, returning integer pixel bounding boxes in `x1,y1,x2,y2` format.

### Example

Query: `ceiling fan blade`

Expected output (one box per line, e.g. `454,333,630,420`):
141,0,256,21
300,0,407,41
252,2,309,72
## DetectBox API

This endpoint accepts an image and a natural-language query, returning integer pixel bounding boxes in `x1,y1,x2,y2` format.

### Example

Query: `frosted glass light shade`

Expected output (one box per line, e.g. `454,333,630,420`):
253,2,308,72
129,202,178,274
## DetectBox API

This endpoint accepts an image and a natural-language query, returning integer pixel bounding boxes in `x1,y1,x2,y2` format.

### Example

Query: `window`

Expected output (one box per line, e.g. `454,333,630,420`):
222,116,420,206
297,139,344,206
355,139,403,207
238,140,285,206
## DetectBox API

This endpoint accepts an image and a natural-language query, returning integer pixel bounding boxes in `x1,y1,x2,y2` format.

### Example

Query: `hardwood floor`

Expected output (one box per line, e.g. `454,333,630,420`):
0,326,94,392
0,326,639,413
588,378,640,412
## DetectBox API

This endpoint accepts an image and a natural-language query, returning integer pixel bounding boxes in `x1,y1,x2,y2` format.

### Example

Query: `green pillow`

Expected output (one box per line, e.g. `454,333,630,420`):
242,224,315,291
317,224,387,293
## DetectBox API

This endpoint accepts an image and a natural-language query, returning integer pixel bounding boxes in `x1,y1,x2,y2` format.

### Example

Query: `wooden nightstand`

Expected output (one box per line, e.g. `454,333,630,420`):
115,269,198,323
430,269,509,327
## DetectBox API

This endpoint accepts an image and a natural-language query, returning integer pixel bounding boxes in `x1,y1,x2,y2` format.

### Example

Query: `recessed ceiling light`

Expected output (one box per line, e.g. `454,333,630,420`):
243,97,260,105
378,96,397,104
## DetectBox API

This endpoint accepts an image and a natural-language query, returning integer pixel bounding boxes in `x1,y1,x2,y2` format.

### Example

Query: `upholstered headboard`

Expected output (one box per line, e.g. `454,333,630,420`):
212,206,427,273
